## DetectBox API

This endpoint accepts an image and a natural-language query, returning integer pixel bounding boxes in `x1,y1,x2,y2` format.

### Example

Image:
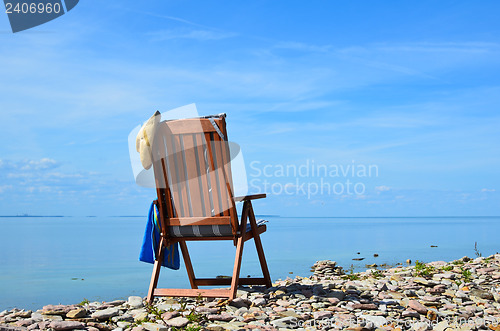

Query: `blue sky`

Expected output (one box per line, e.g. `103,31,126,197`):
0,1,499,216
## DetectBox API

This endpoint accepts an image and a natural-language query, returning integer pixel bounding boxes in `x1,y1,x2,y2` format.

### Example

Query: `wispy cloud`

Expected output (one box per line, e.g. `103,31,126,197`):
148,29,237,41
274,41,332,53
0,158,59,171
0,158,96,196
374,42,500,54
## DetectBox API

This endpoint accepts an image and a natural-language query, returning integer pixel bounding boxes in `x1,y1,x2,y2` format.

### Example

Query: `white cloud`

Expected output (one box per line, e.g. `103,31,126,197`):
20,158,59,171
375,185,391,192
481,188,496,192
0,185,12,194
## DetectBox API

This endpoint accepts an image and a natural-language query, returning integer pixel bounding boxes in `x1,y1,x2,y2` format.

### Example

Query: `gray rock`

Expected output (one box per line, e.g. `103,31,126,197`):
379,299,398,305
471,289,494,300
107,300,126,306
270,316,297,328
127,296,144,309
352,303,377,310
0,325,28,331
311,302,328,309
428,261,447,267
160,311,179,320
207,313,234,322
413,277,437,286
48,321,85,330
312,311,332,319
165,317,189,328
473,257,485,263
434,273,455,280
408,300,428,314
133,312,148,322
117,322,131,328
14,319,33,327
234,307,248,317
194,307,218,314
229,297,249,308
433,321,450,331
326,290,345,300
402,309,420,318
66,308,86,319
411,321,430,331
361,315,387,327
251,297,266,307
156,303,181,311
41,314,63,321
91,307,120,320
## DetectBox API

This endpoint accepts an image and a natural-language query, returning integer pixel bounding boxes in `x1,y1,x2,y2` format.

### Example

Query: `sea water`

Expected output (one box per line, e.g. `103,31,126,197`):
0,216,499,310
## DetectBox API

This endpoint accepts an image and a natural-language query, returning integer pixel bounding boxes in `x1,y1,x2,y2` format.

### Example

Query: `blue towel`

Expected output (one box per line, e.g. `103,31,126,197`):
139,201,180,270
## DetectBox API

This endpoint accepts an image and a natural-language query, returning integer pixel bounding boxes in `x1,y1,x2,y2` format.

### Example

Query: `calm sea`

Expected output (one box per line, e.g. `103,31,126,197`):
1,216,499,311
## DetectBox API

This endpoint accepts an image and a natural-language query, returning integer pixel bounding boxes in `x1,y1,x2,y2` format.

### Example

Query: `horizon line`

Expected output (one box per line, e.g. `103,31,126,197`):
1,215,500,219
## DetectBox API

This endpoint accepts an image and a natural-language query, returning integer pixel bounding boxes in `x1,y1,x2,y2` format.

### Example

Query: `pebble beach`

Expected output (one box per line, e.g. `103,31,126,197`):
2,254,500,331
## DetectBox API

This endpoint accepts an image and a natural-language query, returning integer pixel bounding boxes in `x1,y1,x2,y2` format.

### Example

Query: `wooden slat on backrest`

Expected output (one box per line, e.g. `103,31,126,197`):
152,117,237,229
217,117,238,231
175,134,193,217
181,133,204,216
205,131,221,216
163,127,183,218
212,133,230,216
152,126,175,232
193,133,211,217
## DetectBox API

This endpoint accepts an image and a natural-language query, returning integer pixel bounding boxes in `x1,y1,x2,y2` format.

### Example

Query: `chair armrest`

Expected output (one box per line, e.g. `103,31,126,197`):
234,193,266,202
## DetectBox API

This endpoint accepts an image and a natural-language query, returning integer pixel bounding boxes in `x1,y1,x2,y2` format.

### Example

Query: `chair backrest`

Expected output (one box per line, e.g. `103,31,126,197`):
151,115,238,236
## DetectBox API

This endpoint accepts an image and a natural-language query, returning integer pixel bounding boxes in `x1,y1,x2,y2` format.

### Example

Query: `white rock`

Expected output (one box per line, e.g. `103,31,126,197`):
251,297,266,306
270,316,297,328
117,322,131,328
142,322,168,331
127,296,144,309
411,321,430,331
360,315,387,327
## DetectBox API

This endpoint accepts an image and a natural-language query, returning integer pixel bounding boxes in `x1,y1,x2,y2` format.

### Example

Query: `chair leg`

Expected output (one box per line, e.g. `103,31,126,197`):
179,241,198,289
230,235,245,299
248,205,272,288
253,235,272,287
147,238,165,304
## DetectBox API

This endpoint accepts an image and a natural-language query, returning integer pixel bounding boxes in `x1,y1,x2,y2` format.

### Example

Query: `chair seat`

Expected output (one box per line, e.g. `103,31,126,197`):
169,220,267,238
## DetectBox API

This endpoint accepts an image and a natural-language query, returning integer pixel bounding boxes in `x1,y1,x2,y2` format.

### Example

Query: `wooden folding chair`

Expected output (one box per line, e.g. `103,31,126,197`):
147,114,271,303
